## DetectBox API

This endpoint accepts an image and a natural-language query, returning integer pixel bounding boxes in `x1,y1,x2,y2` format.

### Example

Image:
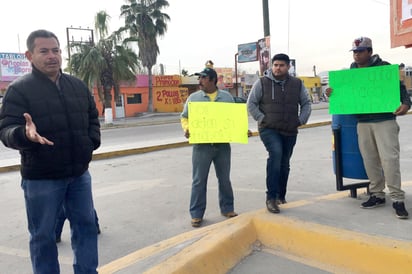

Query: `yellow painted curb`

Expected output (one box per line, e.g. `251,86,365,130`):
0,164,20,173
97,214,256,274
144,215,256,274
98,198,412,274
92,141,189,160
145,213,412,274
254,214,412,273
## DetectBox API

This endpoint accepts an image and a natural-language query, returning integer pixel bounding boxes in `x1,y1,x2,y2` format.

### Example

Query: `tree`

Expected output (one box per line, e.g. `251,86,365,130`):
68,11,140,123
181,69,189,77
120,0,170,112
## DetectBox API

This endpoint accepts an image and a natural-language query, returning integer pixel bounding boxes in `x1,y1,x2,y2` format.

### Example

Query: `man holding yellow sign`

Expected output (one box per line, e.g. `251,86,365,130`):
180,67,247,228
326,36,411,219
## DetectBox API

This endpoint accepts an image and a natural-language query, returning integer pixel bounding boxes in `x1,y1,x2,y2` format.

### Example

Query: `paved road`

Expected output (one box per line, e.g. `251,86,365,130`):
0,105,330,167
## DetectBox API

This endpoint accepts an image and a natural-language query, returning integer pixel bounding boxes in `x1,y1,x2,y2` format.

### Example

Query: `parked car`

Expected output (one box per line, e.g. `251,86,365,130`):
233,96,247,103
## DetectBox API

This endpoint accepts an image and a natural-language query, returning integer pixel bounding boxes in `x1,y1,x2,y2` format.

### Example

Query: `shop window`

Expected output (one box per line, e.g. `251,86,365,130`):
126,94,142,104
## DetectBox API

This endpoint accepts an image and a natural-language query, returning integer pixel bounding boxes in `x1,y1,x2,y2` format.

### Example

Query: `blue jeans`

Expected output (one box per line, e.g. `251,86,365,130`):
259,128,297,201
21,170,98,274
56,207,100,239
190,144,234,218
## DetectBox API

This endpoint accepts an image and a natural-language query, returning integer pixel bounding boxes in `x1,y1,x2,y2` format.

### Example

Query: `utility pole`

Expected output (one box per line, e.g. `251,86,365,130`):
262,0,270,37
66,26,94,66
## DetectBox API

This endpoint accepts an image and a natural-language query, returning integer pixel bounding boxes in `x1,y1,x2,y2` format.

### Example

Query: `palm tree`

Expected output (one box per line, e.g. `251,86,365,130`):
181,69,189,77
120,0,170,112
68,11,140,123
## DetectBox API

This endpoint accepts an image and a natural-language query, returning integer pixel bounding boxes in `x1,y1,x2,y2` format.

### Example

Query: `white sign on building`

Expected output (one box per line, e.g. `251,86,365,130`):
0,52,32,81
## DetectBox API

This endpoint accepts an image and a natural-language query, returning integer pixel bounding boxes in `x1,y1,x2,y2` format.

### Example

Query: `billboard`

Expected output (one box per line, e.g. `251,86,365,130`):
390,0,412,48
215,67,233,89
289,59,296,76
0,53,31,81
258,36,271,76
237,42,258,63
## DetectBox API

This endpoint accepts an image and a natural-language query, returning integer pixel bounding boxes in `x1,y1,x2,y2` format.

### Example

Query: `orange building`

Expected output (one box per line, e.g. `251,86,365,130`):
92,74,190,118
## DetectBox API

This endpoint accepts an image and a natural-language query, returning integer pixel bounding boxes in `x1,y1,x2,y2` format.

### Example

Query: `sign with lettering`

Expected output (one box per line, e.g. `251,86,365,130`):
237,42,258,63
329,65,400,114
215,67,233,89
154,75,181,87
0,52,32,81
153,87,188,112
188,102,248,144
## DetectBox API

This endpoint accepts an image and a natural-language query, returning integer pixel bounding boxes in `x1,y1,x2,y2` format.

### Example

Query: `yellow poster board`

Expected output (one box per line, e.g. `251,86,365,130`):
188,102,248,144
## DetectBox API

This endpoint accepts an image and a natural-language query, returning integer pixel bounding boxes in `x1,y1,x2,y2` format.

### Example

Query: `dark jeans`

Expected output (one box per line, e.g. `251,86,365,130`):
190,143,234,218
259,128,297,201
21,170,98,274
56,207,100,239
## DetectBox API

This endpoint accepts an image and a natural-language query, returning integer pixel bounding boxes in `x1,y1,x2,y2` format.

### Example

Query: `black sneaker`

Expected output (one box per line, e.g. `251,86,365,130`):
361,196,386,208
393,201,409,219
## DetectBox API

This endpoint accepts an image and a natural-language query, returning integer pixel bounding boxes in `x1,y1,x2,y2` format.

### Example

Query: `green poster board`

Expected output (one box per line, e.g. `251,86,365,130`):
329,64,400,114
188,102,248,144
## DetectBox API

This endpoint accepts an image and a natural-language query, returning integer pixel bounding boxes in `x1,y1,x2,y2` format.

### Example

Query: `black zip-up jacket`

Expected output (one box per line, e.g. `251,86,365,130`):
350,54,411,122
0,66,101,179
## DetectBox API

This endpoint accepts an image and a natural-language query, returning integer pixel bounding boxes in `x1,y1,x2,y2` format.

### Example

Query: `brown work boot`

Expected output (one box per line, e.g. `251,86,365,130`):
221,211,238,218
191,218,203,227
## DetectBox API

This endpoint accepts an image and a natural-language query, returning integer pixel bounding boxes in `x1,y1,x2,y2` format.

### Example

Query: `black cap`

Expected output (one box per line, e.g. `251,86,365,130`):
194,67,217,79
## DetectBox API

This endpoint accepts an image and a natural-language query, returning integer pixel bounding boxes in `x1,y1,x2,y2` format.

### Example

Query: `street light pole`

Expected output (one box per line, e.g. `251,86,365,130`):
235,53,239,97
288,0,290,54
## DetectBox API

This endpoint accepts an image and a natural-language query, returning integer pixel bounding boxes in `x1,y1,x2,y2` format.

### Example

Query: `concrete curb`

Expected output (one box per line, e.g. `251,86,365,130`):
98,192,412,274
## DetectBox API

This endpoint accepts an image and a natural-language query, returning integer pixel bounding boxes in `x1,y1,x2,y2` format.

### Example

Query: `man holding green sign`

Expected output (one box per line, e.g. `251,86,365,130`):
326,36,411,219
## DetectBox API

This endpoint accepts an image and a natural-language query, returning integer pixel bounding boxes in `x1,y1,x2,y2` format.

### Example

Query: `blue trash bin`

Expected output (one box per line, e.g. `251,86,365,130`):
332,114,368,179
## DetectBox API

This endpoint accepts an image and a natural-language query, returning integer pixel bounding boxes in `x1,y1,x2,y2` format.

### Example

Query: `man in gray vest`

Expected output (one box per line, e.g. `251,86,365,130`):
247,53,311,213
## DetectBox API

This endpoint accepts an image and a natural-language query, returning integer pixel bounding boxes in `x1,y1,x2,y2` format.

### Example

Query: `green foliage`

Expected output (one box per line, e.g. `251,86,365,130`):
120,0,170,112
181,69,189,77
68,10,141,112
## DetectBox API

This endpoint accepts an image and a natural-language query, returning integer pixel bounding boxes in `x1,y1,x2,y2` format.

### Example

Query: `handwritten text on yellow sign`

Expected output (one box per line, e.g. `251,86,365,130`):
188,102,248,144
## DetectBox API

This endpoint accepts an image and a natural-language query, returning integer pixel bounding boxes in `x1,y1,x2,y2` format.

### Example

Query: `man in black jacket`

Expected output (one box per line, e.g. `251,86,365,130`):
0,29,100,273
326,37,411,219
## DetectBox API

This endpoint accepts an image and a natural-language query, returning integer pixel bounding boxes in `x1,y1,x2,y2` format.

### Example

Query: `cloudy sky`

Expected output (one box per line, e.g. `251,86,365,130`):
0,0,408,76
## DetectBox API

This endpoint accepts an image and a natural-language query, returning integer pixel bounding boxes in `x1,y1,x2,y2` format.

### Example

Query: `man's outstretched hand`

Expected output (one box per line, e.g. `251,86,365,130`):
24,113,54,145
